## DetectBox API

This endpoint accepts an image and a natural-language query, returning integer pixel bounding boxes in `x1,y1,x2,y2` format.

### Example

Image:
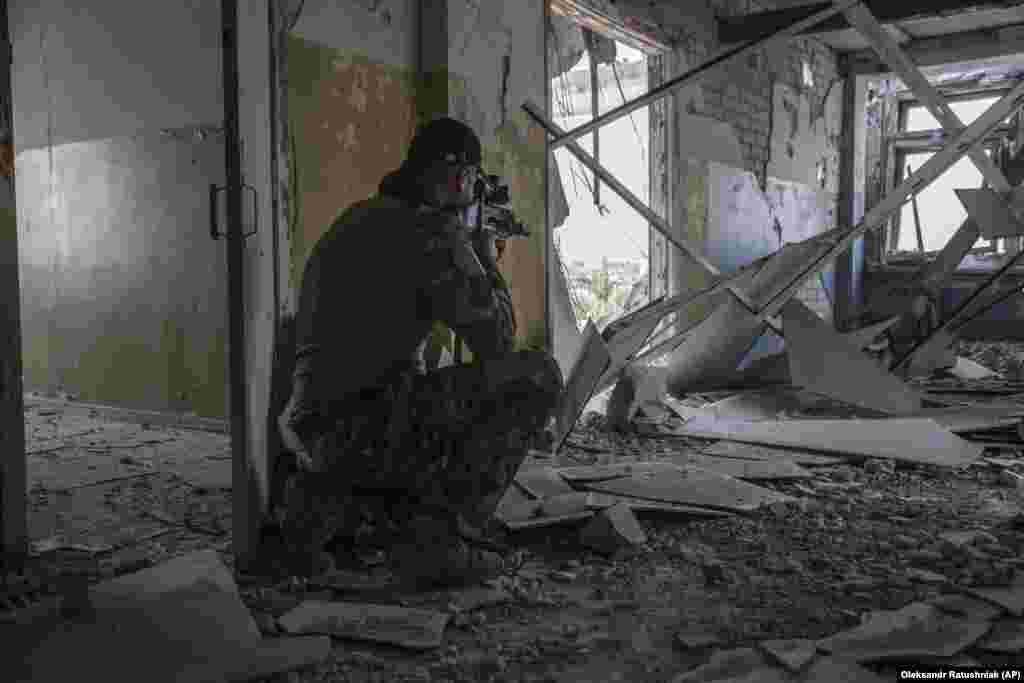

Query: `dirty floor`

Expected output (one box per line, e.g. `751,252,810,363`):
8,342,1024,682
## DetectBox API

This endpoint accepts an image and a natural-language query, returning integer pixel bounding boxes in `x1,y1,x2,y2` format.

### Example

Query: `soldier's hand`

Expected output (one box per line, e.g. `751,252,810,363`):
294,450,319,474
472,227,500,272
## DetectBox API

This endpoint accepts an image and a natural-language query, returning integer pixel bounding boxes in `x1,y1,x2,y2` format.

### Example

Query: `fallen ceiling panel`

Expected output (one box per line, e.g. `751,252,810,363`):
674,416,983,467
660,452,815,481
782,298,924,414
581,463,793,513
842,316,901,350
909,405,1024,433
552,321,612,452
702,440,846,466
956,188,1024,239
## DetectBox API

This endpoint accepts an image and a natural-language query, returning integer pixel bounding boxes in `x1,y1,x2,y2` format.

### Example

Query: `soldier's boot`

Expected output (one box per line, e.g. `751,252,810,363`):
393,513,507,588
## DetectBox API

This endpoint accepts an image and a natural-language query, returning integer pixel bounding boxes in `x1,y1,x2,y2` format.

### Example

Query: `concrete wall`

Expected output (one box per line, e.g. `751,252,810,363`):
10,1,223,151
287,0,419,294
11,1,229,417
448,0,549,348
657,1,843,368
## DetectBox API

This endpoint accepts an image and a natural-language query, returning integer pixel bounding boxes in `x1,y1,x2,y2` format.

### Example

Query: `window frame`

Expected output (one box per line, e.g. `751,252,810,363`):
880,88,1018,265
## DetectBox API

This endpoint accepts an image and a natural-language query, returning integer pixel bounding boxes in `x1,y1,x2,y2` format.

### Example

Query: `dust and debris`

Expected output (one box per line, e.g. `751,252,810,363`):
11,351,1024,681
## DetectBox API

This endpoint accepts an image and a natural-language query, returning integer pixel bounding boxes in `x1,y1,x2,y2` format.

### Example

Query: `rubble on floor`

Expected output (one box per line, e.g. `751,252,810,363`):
9,348,1024,682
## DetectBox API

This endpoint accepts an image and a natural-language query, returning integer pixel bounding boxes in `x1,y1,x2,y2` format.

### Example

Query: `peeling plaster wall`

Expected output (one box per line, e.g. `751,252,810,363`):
289,0,548,350
448,0,549,348
658,2,842,349
11,1,229,417
288,1,419,293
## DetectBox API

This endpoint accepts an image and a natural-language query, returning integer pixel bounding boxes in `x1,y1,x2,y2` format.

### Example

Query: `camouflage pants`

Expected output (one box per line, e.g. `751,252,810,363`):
279,350,563,559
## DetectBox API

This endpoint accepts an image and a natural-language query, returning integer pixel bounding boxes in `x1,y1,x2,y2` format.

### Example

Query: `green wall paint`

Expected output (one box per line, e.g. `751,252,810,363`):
16,132,230,419
683,161,715,326
286,35,549,355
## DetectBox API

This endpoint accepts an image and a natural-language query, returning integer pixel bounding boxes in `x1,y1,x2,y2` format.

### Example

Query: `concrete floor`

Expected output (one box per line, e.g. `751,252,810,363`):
23,395,234,574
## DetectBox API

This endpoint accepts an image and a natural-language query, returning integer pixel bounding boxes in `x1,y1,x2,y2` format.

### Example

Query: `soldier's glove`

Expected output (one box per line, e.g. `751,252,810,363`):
471,227,500,273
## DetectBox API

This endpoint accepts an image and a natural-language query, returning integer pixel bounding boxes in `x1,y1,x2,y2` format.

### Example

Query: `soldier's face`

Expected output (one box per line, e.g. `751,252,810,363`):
420,161,479,210
446,163,479,208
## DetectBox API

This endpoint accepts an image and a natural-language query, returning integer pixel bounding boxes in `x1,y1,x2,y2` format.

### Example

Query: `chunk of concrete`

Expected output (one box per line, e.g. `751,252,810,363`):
552,320,612,451
583,462,794,513
782,299,923,414
817,602,990,662
977,618,1024,653
538,491,592,517
278,601,450,650
606,365,667,431
515,466,577,499
579,503,647,555
968,571,1024,617
758,638,817,671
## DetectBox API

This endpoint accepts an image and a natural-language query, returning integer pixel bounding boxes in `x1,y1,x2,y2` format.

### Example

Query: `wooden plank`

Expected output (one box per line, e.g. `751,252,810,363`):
676,416,983,467
783,299,923,414
581,464,793,513
957,188,1024,239
702,440,846,466
552,321,611,452
278,601,450,650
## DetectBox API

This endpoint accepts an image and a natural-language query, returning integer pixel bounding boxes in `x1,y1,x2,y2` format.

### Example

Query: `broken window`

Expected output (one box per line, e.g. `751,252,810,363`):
548,21,663,333
885,92,1018,264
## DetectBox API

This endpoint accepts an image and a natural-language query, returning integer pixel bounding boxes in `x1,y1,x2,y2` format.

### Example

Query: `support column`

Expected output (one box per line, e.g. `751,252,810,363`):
834,70,859,331
0,0,26,561
232,0,282,564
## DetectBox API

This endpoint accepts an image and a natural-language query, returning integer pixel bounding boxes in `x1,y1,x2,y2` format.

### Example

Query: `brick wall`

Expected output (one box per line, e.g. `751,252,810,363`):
663,2,841,323
679,1,840,185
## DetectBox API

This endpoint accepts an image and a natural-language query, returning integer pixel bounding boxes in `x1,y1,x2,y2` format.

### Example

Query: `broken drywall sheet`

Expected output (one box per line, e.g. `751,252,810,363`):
768,81,842,195
553,321,611,450
582,464,793,513
843,316,901,350
550,249,583,379
956,188,1024,239
782,298,924,415
665,289,768,395
676,416,983,468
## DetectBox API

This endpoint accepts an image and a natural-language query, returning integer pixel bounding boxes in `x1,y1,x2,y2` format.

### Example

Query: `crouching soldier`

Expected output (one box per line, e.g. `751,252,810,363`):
276,117,563,585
